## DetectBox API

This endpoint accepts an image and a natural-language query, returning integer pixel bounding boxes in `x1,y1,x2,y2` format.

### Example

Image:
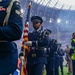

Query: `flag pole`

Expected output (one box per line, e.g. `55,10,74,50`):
20,1,32,75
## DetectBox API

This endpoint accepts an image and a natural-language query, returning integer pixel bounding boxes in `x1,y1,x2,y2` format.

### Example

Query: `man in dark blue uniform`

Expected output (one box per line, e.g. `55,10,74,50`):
0,0,23,75
24,16,48,75
55,44,64,75
57,44,64,75
45,29,57,75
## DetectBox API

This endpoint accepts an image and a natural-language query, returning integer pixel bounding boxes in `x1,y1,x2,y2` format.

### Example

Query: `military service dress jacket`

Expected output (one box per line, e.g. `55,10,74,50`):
0,0,23,74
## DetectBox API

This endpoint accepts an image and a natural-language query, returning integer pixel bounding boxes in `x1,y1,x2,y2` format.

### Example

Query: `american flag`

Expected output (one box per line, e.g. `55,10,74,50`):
20,1,32,75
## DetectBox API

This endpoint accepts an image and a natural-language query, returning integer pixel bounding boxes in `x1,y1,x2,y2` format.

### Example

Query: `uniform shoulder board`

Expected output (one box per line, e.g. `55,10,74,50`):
15,0,20,4
15,0,23,18
42,30,47,35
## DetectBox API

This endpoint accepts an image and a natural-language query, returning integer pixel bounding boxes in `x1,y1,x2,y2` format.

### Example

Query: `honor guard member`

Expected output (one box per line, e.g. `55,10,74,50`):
57,44,64,75
24,16,48,75
70,32,75,75
0,0,23,75
45,29,57,75
54,44,64,75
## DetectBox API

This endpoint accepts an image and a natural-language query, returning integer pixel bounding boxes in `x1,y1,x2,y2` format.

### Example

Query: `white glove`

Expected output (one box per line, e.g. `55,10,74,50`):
19,56,25,65
24,41,32,46
20,56,24,60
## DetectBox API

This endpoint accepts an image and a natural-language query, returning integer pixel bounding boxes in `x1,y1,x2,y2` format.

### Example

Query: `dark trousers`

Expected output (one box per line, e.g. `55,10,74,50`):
59,60,63,75
46,57,55,75
72,60,75,75
27,63,44,75
54,57,59,75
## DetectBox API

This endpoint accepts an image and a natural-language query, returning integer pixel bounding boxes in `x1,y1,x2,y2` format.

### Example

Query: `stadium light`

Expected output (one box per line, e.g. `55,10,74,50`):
57,18,61,23
66,20,69,24
49,18,53,23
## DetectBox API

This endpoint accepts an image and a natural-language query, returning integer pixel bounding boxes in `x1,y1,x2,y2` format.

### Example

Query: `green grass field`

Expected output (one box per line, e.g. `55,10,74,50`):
59,66,72,75
43,66,72,75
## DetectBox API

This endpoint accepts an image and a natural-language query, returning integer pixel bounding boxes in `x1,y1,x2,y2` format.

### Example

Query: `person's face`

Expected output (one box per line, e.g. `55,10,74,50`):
72,33,75,39
48,34,51,38
66,45,69,48
32,21,42,30
58,45,61,48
